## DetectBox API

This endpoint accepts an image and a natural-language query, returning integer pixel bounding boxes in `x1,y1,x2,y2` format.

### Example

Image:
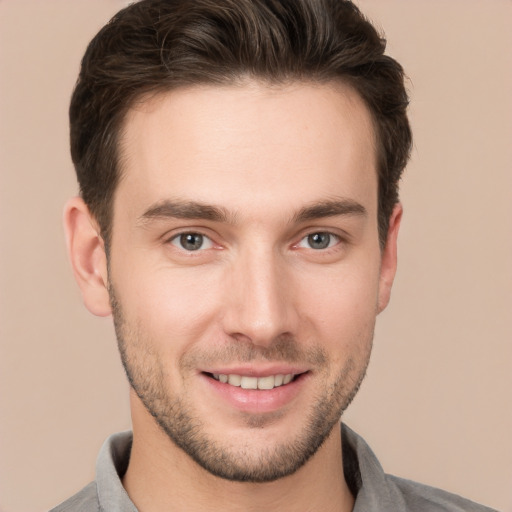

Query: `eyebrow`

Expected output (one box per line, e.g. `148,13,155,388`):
292,199,367,223
138,197,366,226
138,200,233,225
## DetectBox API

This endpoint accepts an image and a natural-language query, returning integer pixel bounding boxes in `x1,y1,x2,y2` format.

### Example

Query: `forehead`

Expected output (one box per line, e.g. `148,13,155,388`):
117,81,378,221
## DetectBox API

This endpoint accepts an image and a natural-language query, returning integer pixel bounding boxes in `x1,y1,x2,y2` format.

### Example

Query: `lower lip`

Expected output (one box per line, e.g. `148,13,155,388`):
201,373,309,414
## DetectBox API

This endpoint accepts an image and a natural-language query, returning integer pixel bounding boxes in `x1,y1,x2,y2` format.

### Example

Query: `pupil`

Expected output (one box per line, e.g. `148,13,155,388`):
308,232,330,249
181,233,203,251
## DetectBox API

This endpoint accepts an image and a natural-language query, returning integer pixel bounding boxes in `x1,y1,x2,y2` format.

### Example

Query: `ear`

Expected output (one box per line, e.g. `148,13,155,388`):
63,197,112,317
377,203,402,314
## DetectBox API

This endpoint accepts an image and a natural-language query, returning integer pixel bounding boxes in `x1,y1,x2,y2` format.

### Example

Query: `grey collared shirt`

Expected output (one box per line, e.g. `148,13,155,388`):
50,425,498,511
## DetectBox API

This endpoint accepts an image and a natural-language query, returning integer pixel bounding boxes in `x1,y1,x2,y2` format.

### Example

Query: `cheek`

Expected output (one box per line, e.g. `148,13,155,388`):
297,259,381,347
111,261,224,351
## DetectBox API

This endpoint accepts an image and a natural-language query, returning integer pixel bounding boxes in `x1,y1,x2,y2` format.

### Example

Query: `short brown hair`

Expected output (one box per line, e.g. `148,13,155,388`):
70,0,412,248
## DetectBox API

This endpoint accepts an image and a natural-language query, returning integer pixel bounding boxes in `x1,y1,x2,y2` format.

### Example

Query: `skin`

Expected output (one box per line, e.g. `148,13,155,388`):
65,80,401,512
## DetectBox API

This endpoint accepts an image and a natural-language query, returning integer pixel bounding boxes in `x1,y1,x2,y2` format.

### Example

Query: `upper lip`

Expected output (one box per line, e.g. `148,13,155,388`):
200,365,309,377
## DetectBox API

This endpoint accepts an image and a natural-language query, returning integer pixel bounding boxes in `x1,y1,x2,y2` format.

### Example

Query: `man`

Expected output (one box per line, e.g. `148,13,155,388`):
52,0,496,510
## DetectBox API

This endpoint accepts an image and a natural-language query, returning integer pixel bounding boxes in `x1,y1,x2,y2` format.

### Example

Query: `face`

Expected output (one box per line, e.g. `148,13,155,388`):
104,81,399,482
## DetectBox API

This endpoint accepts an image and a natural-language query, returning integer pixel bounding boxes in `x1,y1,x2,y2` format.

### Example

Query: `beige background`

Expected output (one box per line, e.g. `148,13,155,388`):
0,1,510,511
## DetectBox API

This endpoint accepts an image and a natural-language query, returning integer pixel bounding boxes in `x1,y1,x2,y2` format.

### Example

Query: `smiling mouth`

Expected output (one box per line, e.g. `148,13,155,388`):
206,373,303,390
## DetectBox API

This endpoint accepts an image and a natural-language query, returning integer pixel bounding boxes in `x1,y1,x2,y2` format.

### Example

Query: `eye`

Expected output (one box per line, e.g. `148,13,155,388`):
298,232,340,250
170,232,213,251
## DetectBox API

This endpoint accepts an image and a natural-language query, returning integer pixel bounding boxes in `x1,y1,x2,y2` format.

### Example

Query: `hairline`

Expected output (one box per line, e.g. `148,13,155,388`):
102,75,385,250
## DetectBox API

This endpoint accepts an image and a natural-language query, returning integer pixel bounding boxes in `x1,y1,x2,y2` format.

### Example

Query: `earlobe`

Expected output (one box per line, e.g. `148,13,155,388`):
377,203,402,314
63,197,112,317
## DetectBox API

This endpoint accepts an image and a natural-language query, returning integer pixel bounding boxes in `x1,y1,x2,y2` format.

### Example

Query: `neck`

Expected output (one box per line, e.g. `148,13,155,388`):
123,396,354,512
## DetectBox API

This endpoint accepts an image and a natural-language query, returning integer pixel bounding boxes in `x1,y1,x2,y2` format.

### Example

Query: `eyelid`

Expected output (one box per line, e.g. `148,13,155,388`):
166,230,216,251
295,231,342,250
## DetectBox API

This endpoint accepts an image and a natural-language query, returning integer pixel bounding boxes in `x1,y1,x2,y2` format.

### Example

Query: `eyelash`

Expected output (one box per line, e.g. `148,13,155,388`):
296,232,341,251
168,232,215,252
167,230,343,253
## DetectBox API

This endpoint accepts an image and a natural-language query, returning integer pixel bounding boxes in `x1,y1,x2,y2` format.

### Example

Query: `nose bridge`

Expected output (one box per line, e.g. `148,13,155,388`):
222,243,296,346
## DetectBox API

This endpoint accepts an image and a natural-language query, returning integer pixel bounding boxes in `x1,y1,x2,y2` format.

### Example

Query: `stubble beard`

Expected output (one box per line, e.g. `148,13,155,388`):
110,285,373,483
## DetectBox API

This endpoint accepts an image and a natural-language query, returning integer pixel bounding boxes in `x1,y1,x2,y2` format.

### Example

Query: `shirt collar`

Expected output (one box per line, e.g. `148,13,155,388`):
95,424,399,511
96,431,137,512
342,424,406,512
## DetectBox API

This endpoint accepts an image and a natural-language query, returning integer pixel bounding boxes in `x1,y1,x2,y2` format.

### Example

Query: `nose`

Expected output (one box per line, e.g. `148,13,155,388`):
221,247,299,347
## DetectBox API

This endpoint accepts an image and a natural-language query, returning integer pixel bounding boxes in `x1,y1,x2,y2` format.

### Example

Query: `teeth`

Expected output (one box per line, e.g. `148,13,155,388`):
257,375,275,390
228,374,241,386
211,373,296,389
241,376,258,389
